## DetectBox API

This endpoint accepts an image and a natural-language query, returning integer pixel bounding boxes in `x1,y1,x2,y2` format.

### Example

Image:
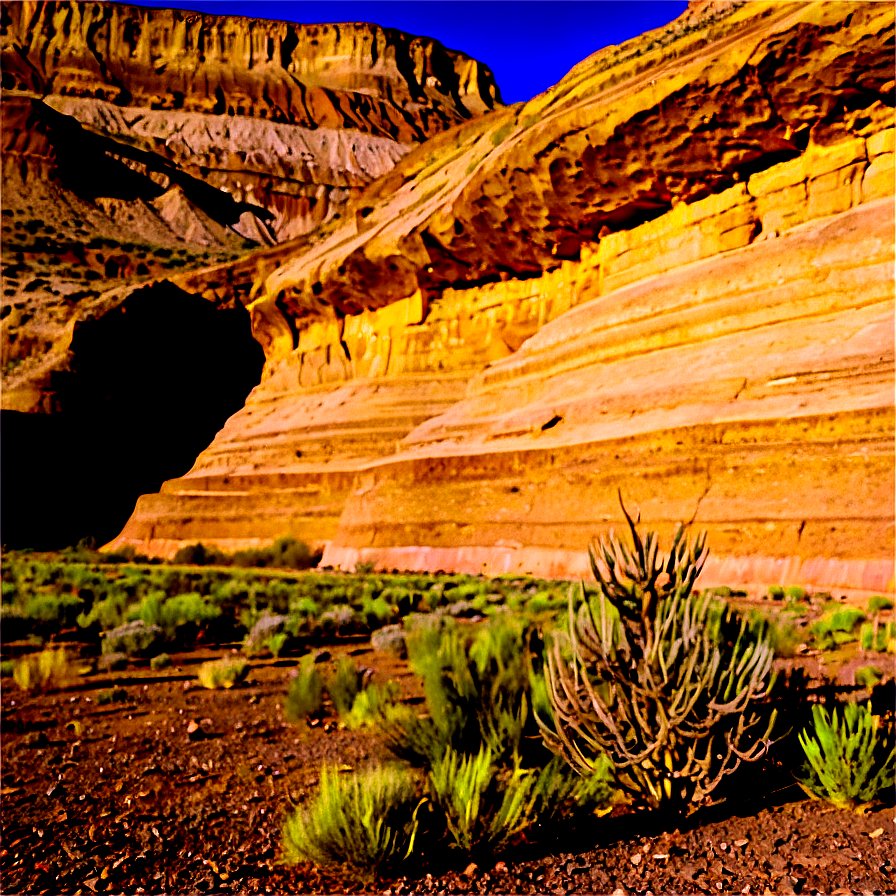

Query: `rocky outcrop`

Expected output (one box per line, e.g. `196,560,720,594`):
1,0,502,239
110,1,895,595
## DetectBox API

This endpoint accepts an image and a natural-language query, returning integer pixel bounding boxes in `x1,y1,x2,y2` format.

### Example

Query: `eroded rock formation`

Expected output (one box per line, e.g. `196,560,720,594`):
1,0,501,239
51,2,896,591
0,1,500,545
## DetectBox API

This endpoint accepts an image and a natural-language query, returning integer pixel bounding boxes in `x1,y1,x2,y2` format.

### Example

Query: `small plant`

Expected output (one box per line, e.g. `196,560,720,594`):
811,607,866,650
345,681,401,729
860,620,896,653
327,656,363,716
150,652,172,670
543,498,777,813
266,632,288,658
0,660,15,677
282,764,422,876
796,702,895,812
95,686,128,705
428,745,537,855
13,647,74,691
284,657,324,722
197,657,248,689
867,595,895,614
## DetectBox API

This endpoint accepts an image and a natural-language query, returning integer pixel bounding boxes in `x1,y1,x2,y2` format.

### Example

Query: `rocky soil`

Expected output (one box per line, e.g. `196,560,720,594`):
2,637,893,896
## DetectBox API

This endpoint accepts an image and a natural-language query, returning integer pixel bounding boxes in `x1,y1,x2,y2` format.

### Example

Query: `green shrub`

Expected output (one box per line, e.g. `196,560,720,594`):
543,501,777,813
282,764,422,876
173,542,227,566
197,657,248,689
345,681,401,729
327,656,363,716
860,620,896,652
767,585,785,600
428,745,535,855
102,620,164,657
13,648,75,691
284,657,324,721
811,607,866,649
855,666,883,690
22,593,85,631
0,660,15,677
267,632,288,658
797,702,895,811
95,686,128,705
784,585,807,601
150,652,172,670
868,595,895,614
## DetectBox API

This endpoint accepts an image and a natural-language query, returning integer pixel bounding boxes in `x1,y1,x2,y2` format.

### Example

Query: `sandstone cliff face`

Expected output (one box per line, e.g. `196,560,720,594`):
1,2,502,546
1,1,501,240
101,3,896,592
1,1,499,402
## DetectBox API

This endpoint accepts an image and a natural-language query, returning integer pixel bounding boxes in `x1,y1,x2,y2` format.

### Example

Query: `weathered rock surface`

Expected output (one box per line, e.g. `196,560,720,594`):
1,0,501,239
62,3,896,591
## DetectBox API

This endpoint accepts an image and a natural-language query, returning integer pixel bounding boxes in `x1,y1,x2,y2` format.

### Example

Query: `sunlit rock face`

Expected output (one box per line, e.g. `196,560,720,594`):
0,1,501,546
90,3,896,591
1,0,502,239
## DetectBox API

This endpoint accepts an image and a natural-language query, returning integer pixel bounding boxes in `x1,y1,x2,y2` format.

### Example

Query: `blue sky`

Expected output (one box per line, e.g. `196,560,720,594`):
124,1,687,103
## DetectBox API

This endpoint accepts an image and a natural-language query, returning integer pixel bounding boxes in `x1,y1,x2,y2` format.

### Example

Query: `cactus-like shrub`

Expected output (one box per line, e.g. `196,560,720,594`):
543,500,777,813
797,702,895,811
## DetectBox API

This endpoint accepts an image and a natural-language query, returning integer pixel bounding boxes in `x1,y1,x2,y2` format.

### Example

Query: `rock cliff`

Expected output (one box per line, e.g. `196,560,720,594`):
0,1,500,546
1,0,501,240
38,2,896,592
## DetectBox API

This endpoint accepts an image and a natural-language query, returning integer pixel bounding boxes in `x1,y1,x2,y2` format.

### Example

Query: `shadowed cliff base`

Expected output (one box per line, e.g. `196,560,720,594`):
0,283,264,548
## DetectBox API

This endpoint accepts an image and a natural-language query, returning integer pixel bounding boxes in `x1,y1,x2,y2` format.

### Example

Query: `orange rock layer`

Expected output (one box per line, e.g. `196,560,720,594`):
108,2,895,593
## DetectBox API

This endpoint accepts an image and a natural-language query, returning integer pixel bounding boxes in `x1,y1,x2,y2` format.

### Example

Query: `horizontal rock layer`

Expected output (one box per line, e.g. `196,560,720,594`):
104,1,896,592
114,120,895,592
1,1,501,239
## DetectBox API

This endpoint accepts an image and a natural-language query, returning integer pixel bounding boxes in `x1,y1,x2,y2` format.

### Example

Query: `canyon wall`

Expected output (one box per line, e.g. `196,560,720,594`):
104,1,896,592
1,0,501,240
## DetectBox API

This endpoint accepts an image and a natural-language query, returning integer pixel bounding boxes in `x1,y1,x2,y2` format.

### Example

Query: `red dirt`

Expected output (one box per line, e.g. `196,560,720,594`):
1,638,894,896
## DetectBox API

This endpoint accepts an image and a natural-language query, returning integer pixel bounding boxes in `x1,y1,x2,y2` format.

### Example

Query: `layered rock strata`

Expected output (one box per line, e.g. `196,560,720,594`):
1,0,501,239
108,1,895,592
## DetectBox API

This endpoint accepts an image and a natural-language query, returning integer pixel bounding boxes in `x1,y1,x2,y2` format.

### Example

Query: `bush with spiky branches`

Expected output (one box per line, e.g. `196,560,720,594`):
542,498,778,813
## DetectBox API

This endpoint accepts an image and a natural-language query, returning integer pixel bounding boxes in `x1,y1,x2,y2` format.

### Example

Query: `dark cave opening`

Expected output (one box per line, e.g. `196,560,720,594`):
1,282,265,549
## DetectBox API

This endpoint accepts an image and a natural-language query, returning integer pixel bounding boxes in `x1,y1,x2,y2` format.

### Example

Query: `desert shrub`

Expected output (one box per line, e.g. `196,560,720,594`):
77,594,128,632
327,656,363,716
95,686,128,705
867,595,895,614
13,647,74,691
543,501,777,813
197,657,248,689
150,652,172,670
102,620,164,657
243,611,289,656
784,585,807,601
267,632,288,658
282,764,422,876
855,666,883,690
345,681,401,729
137,591,221,645
797,702,895,811
382,614,551,768
810,607,866,649
428,745,535,855
173,542,227,566
284,657,324,722
319,604,358,636
860,620,896,653
233,537,320,570
767,585,785,600
360,595,395,629
0,660,15,677
22,593,85,632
